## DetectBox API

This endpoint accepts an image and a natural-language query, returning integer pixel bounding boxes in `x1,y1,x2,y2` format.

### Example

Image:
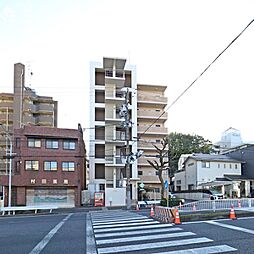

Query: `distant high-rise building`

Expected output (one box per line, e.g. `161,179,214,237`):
0,63,58,132
214,127,243,153
0,63,58,174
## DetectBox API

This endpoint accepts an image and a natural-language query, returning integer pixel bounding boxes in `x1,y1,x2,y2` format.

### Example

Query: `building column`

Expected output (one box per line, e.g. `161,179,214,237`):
245,181,250,197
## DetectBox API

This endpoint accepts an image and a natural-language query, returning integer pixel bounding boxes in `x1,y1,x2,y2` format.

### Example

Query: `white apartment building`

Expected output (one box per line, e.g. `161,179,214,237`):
89,57,138,206
89,57,168,206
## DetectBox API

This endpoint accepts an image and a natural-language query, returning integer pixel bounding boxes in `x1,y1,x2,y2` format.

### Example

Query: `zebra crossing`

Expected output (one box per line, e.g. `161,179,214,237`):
90,210,237,254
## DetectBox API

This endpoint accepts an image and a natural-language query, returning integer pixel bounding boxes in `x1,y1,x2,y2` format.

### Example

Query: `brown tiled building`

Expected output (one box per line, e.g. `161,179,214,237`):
0,125,86,207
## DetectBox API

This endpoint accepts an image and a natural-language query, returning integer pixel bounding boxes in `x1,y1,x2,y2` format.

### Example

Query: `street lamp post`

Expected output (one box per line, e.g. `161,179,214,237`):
0,124,12,208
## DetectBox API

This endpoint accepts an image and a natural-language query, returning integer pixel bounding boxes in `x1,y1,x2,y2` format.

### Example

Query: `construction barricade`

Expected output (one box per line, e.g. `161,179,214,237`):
153,206,177,223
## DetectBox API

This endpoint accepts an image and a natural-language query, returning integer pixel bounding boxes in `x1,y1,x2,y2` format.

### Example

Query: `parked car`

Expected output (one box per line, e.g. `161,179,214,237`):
169,192,185,204
209,190,224,200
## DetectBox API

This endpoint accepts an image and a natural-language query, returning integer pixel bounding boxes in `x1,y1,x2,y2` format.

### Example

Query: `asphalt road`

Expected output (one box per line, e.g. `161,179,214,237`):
0,212,87,254
2,209,254,253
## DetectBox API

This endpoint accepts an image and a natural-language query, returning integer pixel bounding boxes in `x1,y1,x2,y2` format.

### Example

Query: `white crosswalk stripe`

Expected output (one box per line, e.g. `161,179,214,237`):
91,211,237,254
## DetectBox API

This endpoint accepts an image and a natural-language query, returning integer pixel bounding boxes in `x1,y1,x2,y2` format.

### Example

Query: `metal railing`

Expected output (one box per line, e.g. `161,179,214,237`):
178,198,254,212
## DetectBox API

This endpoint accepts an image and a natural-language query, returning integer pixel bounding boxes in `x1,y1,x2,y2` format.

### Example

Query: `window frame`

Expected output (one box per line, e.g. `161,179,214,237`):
62,161,75,172
25,160,39,171
63,140,76,150
27,138,41,148
44,161,58,171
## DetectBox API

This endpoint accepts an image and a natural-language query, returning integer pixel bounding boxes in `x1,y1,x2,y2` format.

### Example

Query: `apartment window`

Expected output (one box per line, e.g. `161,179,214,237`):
156,139,160,143
188,184,194,190
44,161,57,171
25,160,39,171
95,126,105,140
138,170,143,175
235,164,238,169
218,163,220,168
202,161,210,168
176,180,181,185
95,108,105,121
99,184,105,191
95,144,105,158
154,188,160,193
176,186,181,191
28,138,41,148
63,140,76,150
229,164,232,169
95,164,105,179
155,124,161,127
224,164,226,168
62,162,75,171
46,139,59,149
15,138,20,149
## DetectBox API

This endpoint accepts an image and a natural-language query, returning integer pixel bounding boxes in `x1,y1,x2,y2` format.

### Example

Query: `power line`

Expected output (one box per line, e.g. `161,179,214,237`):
137,18,254,139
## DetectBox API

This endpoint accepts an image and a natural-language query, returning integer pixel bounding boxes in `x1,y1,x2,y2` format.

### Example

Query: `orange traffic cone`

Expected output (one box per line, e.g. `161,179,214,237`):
229,204,237,220
136,204,140,211
150,207,155,216
238,200,241,208
174,208,181,224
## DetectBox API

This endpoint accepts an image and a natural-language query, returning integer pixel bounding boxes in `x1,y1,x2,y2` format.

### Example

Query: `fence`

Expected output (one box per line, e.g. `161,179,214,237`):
153,206,176,223
178,198,254,212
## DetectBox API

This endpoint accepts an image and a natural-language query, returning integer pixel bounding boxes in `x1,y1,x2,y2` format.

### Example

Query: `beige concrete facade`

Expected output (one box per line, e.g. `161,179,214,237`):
137,84,168,200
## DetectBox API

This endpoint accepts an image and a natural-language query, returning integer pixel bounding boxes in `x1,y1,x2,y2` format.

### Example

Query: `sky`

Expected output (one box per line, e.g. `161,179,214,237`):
1,0,254,144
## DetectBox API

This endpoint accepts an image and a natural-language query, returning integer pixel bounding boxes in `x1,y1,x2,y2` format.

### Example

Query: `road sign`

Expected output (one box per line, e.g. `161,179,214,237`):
139,182,145,191
164,180,168,189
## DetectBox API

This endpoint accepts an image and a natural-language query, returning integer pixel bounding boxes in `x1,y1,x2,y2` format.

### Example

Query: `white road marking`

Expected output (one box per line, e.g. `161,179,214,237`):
94,223,173,233
97,237,213,254
92,216,147,223
93,220,159,229
206,220,254,235
95,227,183,238
96,231,195,245
93,218,152,225
86,214,97,254
29,213,72,254
156,245,237,254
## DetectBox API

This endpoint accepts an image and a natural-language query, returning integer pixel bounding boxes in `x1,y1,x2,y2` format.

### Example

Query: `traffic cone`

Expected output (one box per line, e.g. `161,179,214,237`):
238,200,241,208
229,204,237,220
150,206,155,216
136,203,140,211
174,208,181,224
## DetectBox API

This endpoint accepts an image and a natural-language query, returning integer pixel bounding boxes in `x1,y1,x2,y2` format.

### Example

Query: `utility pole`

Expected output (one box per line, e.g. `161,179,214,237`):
119,88,143,210
119,88,131,209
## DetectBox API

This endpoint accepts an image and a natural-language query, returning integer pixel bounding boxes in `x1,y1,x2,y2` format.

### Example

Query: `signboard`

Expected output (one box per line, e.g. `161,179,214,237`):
94,192,104,207
139,182,145,191
164,180,168,189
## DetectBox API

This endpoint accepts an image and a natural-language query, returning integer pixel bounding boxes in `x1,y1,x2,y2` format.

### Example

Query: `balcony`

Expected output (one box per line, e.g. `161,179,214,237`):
137,110,168,121
137,126,168,135
137,94,167,106
105,131,126,145
105,155,125,167
105,90,125,105
105,69,125,88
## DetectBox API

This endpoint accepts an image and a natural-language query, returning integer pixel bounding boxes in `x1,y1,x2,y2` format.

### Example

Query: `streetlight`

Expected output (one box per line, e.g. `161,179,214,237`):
0,124,12,208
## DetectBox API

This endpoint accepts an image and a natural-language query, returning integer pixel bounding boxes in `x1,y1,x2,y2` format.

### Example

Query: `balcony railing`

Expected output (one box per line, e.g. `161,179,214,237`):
105,155,125,165
137,126,168,135
138,95,167,104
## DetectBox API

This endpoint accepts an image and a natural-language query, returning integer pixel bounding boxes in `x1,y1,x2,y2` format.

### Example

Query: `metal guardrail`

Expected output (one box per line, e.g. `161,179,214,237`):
0,205,58,215
178,198,254,212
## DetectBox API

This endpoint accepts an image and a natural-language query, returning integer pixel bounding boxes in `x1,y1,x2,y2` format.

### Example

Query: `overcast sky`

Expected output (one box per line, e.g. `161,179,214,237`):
1,0,254,144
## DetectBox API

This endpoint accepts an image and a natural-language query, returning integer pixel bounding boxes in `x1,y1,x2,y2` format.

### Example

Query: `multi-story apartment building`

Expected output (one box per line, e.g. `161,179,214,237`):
0,63,57,174
137,84,168,200
89,57,168,206
0,125,86,207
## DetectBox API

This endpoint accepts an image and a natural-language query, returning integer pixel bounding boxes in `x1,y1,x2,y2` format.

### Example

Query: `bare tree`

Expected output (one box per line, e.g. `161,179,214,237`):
147,138,168,200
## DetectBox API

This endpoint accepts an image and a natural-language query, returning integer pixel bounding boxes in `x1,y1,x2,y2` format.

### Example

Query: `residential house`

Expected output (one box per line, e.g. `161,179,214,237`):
174,154,243,198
